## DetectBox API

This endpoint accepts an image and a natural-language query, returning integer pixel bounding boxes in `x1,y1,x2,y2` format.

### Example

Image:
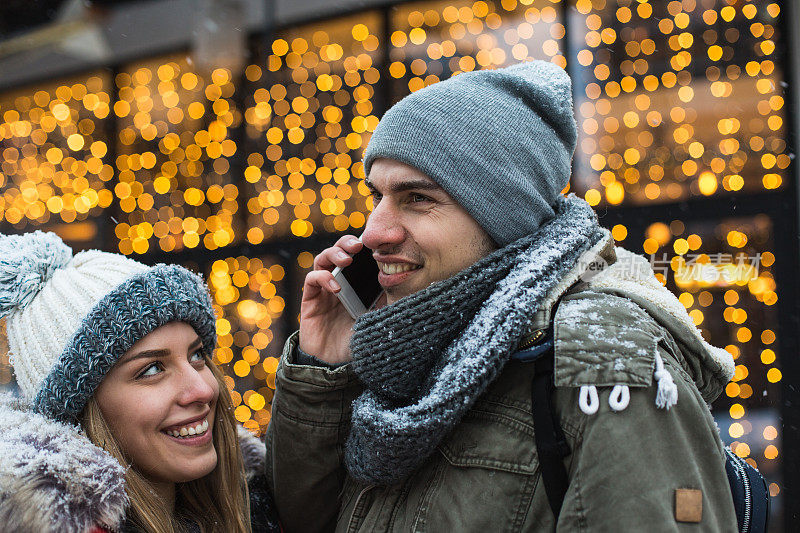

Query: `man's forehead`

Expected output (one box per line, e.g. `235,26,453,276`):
365,159,441,191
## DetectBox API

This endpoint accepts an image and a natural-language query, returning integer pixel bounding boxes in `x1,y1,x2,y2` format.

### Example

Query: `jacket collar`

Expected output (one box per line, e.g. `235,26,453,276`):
0,393,128,532
524,229,616,335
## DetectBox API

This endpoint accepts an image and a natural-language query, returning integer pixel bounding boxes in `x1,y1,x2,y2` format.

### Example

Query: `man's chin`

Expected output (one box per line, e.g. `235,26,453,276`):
378,267,425,303
383,288,404,306
383,284,417,305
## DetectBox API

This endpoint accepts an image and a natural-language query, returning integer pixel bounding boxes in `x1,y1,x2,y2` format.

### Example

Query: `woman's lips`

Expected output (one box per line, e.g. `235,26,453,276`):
161,417,213,446
163,426,213,446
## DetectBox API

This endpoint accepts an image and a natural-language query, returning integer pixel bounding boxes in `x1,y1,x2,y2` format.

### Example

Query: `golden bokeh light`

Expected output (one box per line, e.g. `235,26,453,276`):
571,1,787,206
114,58,240,256
0,0,785,498
0,75,113,231
209,256,286,434
243,13,380,243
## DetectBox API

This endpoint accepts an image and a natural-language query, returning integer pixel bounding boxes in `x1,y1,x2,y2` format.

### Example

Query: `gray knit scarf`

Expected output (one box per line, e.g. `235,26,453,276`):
345,194,605,485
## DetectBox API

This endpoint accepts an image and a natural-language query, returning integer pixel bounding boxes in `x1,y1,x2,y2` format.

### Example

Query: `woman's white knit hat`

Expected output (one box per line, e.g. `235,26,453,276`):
0,230,217,423
1,232,148,401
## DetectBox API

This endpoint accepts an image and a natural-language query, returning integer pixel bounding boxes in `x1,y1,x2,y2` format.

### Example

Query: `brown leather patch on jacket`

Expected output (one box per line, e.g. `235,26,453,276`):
675,488,703,523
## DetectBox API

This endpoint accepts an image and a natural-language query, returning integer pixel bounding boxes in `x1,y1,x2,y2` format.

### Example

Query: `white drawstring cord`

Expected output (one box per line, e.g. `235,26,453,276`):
579,385,599,415
608,385,630,412
578,351,677,415
654,350,678,410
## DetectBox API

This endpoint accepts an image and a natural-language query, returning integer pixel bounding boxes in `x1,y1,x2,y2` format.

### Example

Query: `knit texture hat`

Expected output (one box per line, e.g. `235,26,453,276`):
363,60,577,246
0,231,217,423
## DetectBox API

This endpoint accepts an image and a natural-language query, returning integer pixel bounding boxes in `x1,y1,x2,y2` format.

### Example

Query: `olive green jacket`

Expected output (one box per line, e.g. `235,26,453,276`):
266,239,738,532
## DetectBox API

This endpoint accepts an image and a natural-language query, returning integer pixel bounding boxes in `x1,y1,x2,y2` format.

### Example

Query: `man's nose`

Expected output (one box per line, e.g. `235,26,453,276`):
361,197,405,251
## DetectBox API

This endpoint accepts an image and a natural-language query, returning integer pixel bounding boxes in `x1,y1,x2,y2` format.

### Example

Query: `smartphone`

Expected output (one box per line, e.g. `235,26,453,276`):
331,241,383,319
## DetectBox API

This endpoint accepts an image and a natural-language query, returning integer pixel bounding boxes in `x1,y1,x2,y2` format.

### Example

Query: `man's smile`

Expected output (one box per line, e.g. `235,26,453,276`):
375,260,422,288
376,261,421,275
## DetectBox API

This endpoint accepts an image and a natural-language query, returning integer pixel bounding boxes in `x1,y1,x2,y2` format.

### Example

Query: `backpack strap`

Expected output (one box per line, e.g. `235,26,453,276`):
531,349,571,518
512,323,571,520
513,289,576,520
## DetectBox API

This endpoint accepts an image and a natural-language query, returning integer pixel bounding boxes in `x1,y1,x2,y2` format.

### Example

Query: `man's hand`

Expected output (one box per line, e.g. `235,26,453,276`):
298,235,363,364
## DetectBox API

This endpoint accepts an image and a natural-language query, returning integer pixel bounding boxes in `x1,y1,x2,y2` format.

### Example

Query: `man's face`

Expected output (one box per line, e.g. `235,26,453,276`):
361,158,496,304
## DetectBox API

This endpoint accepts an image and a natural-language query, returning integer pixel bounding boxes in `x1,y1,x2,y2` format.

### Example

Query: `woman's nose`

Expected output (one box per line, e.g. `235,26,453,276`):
177,365,217,406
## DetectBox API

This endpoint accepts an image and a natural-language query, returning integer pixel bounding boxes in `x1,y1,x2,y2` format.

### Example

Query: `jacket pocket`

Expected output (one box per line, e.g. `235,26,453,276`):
439,406,537,474
408,402,543,533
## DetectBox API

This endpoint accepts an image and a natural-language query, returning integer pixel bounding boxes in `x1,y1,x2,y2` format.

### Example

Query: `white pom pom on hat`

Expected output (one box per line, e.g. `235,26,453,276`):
0,231,73,316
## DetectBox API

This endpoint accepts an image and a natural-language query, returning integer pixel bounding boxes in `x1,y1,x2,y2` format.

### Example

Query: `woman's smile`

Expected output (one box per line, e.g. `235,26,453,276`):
162,415,213,445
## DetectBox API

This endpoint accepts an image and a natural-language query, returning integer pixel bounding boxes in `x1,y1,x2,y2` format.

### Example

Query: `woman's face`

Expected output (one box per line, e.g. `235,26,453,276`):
95,322,219,484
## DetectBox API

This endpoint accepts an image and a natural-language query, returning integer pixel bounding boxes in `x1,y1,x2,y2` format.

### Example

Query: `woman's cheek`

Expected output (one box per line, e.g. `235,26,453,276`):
117,386,171,444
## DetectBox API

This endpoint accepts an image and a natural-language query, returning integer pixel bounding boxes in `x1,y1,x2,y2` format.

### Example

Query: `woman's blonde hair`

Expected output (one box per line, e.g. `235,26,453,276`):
81,360,251,533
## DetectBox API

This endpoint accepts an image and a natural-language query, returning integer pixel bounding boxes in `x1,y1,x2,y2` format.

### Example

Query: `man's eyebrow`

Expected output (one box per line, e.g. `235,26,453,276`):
120,337,203,365
364,178,442,194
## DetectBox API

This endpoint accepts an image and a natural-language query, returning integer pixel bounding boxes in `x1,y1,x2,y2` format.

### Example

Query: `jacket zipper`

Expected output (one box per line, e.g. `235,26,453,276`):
729,449,752,533
518,329,545,350
737,455,753,533
346,485,376,531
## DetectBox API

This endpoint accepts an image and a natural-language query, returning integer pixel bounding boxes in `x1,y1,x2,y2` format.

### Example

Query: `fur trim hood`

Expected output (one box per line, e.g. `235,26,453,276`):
0,393,267,533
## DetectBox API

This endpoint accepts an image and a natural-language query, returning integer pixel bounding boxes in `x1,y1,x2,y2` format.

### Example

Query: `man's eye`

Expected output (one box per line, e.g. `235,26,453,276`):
138,363,163,379
410,193,431,203
189,349,204,363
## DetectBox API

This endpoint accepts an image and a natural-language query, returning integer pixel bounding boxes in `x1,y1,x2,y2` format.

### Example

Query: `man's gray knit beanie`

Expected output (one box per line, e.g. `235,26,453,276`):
363,60,577,246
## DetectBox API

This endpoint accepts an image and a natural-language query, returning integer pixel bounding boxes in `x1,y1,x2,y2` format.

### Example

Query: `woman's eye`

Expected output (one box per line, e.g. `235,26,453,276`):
138,363,162,378
189,349,204,363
